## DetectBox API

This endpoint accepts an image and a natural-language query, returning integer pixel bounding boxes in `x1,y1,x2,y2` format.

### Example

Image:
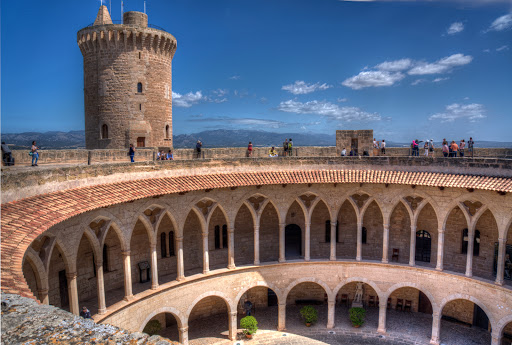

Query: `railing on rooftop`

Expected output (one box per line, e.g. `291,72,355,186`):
85,21,168,32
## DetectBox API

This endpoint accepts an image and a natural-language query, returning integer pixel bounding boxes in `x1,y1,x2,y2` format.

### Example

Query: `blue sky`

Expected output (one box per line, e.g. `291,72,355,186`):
1,0,511,142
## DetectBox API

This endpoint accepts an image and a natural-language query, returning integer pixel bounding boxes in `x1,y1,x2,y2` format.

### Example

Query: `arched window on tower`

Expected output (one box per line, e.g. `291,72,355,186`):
137,82,143,93
169,231,175,256
160,232,167,258
362,227,367,244
101,124,108,139
165,125,170,139
462,229,480,256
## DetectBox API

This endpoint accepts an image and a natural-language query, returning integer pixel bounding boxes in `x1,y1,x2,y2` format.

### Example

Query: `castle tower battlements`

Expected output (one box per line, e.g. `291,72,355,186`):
77,6,177,149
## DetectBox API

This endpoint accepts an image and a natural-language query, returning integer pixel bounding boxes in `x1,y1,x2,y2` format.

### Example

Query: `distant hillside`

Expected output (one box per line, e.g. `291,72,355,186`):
2,130,511,149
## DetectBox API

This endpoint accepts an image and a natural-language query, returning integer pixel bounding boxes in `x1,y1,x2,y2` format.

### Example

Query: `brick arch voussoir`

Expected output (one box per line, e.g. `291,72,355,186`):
155,209,179,237
77,226,102,266
24,247,49,292
332,277,384,301
439,294,496,328
310,197,333,222
497,314,512,339
185,291,234,323
283,277,334,302
129,214,157,247
383,282,438,314
138,306,186,332
234,281,284,307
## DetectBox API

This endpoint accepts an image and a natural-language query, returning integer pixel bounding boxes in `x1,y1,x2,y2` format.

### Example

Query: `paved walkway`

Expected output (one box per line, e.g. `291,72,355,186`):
156,305,491,345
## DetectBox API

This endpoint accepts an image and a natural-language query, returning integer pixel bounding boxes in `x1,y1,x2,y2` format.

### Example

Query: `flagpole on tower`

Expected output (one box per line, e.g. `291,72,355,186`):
144,1,146,14
121,1,124,23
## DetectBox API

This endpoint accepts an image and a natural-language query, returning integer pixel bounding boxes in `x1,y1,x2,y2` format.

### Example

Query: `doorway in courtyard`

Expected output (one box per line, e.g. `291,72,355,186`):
285,224,302,259
188,295,230,342
238,286,279,331
142,312,180,342
415,230,431,263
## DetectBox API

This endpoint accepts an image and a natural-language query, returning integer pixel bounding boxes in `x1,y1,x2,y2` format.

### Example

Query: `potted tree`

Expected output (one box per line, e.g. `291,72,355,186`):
300,305,318,327
240,315,258,339
349,307,366,328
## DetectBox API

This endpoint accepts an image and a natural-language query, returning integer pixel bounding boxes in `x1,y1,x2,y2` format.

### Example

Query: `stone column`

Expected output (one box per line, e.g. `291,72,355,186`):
330,221,337,261
465,226,475,277
176,236,185,281
377,300,387,333
495,237,506,285
66,272,79,315
327,300,335,329
96,263,107,314
228,311,238,341
278,302,286,331
279,222,286,263
305,221,311,261
436,229,445,271
254,222,260,265
382,223,390,263
150,244,159,289
38,289,49,305
491,330,501,345
178,326,189,345
122,250,133,300
430,312,441,345
356,219,362,261
228,225,235,269
202,232,210,274
409,225,417,266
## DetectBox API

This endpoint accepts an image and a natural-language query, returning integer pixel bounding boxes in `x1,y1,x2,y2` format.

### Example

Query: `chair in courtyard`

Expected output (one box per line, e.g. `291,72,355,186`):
396,298,404,311
368,295,376,307
340,294,349,305
392,248,399,262
404,300,412,312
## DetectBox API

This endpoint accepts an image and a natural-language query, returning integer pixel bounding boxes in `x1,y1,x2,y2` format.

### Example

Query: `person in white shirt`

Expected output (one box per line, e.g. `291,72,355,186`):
381,140,386,155
341,148,347,156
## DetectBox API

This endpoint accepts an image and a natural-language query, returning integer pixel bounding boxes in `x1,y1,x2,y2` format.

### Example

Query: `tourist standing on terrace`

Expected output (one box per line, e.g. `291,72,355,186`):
283,139,288,157
429,139,435,156
196,140,202,158
459,139,465,157
31,141,39,166
450,141,458,157
288,139,293,156
166,150,174,160
129,144,135,162
269,146,278,157
247,142,253,157
468,137,474,157
442,141,449,157
424,140,429,157
381,139,386,155
341,148,347,156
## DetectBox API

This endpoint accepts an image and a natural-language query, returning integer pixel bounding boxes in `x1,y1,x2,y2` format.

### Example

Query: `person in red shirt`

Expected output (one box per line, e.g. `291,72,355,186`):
247,142,253,157
450,141,459,157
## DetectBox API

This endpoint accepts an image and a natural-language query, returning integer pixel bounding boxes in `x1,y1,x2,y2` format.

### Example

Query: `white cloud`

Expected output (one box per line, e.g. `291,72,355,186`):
375,59,412,72
447,22,464,35
229,75,240,80
496,45,509,51
429,103,486,122
282,81,332,95
411,79,427,86
187,116,287,129
172,91,205,107
408,53,472,75
277,99,381,122
337,98,348,102
487,13,512,32
483,48,491,53
212,89,228,97
432,77,449,82
342,71,405,90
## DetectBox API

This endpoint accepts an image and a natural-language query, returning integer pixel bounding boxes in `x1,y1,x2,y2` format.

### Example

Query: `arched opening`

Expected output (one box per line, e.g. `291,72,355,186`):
337,200,357,259
208,207,228,270
130,219,152,294
102,225,124,309
386,287,433,343
259,202,279,262
183,210,203,276
165,125,170,139
335,282,379,330
286,282,328,330
310,200,331,260
285,224,302,259
502,223,512,287
76,234,97,314
502,321,512,345
101,124,108,139
22,257,40,301
234,203,254,266
388,202,411,264
444,206,468,274
142,312,179,342
440,299,491,344
188,296,230,342
137,82,143,93
156,213,177,284
285,201,305,259
237,286,279,331
415,230,431,263
48,244,69,311
416,203,438,268
362,201,383,260
474,209,498,281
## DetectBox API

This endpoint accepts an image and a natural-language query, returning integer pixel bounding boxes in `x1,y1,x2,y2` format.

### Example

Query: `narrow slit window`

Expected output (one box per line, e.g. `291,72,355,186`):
137,82,143,93
169,231,175,256
214,226,220,249
160,232,167,258
101,124,108,139
362,227,367,244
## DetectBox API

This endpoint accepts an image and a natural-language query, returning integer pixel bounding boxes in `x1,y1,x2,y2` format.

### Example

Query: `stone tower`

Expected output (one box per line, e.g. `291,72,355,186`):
77,6,177,149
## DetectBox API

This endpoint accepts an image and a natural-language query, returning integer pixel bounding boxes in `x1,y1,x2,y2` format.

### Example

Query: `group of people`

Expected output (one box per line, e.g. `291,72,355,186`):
340,148,369,156
267,138,293,158
410,137,474,157
373,138,386,155
157,149,173,160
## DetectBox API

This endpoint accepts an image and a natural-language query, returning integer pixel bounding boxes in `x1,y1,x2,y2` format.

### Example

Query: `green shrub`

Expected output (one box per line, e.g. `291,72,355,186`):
240,315,258,335
349,307,366,327
300,305,318,325
143,319,162,335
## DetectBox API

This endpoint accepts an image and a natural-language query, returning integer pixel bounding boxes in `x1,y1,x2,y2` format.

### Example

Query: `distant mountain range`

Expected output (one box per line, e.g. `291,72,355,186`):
2,130,512,149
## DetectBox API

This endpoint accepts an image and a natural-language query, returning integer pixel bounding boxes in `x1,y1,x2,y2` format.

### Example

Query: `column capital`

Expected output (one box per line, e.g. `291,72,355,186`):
38,288,49,294
330,220,337,226
498,237,506,243
328,300,336,306
383,224,390,230
66,272,77,280
202,231,209,237
122,250,131,256
279,222,286,227
175,236,184,242
305,221,311,227
150,243,156,250
254,224,260,231
278,302,287,307
410,225,417,231
179,326,189,333
230,311,237,317
95,261,104,269
438,228,445,234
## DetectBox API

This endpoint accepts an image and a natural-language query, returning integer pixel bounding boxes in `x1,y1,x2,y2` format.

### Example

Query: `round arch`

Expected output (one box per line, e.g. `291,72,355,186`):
283,277,333,301
439,294,496,330
185,291,234,322
234,281,284,306
333,277,383,301
383,282,438,314
138,306,185,332
497,314,512,340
